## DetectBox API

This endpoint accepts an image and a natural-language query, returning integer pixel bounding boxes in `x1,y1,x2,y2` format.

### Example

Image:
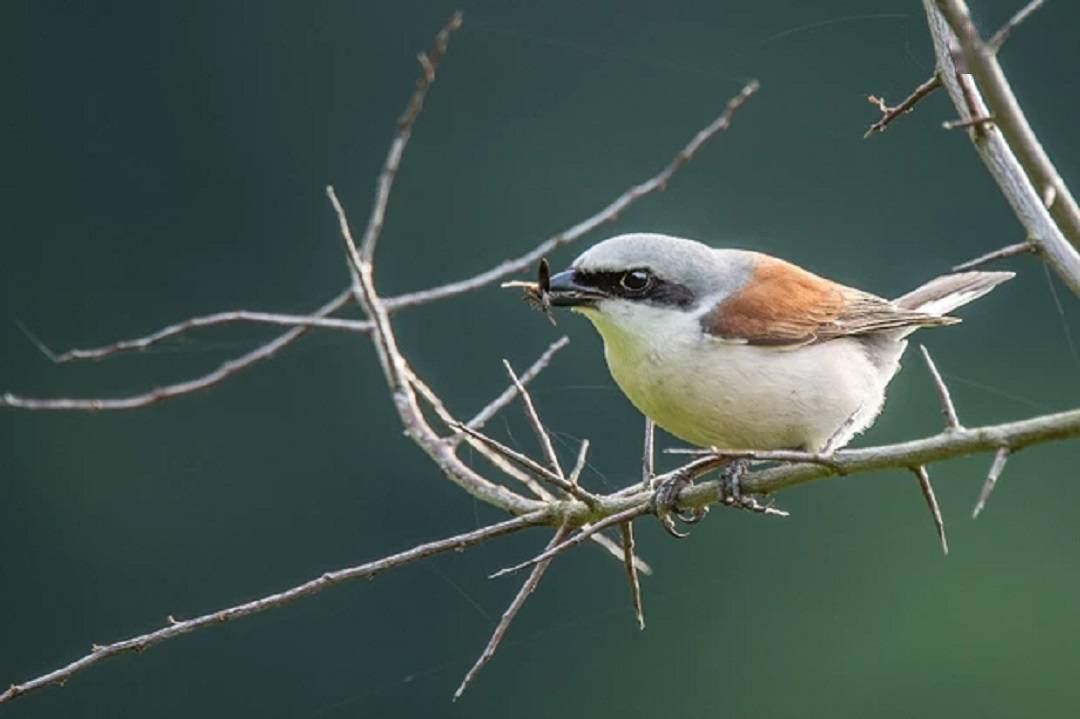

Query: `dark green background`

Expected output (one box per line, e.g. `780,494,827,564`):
5,1,1079,717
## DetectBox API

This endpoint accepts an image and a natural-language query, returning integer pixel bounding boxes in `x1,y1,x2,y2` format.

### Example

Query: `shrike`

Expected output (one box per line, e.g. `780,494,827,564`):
534,233,1012,531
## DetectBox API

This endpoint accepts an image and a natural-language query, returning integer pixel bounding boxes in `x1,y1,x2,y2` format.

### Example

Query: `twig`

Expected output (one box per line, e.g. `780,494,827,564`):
0,289,353,411
988,0,1045,50
18,311,373,364
568,440,590,487
465,337,570,432
952,240,1037,271
864,74,941,138
642,417,655,489
619,522,645,630
919,345,962,430
929,0,1080,288
913,465,949,555
453,524,570,701
359,12,462,264
490,505,651,578
0,511,547,705
503,360,564,478
972,446,1010,519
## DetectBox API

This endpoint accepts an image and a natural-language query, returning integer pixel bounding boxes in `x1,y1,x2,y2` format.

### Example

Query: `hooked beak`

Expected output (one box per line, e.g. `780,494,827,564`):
547,270,604,308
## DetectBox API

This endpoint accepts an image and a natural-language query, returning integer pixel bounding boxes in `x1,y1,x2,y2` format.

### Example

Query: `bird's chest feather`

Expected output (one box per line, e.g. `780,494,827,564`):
581,303,880,450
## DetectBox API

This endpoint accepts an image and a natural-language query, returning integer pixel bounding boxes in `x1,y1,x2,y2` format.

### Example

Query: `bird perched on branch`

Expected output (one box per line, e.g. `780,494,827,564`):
517,233,1012,534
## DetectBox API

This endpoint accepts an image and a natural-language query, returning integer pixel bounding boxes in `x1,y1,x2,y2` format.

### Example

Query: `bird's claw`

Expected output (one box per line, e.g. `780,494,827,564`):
718,458,789,517
651,470,695,538
652,457,785,537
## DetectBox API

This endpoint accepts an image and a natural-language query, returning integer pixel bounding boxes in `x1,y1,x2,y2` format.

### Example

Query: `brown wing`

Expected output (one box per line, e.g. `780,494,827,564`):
703,255,954,347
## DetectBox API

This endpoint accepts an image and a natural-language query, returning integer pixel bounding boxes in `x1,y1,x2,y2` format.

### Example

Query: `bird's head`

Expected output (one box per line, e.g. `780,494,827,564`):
547,233,753,340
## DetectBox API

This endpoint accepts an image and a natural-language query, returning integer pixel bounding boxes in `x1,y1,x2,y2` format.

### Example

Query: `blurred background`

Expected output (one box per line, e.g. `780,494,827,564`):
4,1,1079,717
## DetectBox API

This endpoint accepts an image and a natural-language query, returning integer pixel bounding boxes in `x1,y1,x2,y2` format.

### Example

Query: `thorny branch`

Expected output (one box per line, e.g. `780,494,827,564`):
923,0,1080,292
4,7,1080,709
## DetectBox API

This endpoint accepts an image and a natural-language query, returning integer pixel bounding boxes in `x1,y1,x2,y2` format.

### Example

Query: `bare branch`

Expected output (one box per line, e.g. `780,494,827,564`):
972,446,1010,519
0,289,353,411
928,0,1080,291
490,506,650,579
503,359,564,478
952,240,1037,271
913,465,949,555
919,345,962,430
988,0,1045,51
0,511,547,705
453,523,569,701
619,522,645,631
864,74,941,138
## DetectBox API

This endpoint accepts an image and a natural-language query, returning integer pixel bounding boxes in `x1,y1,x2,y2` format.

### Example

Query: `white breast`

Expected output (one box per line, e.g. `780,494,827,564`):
580,302,903,451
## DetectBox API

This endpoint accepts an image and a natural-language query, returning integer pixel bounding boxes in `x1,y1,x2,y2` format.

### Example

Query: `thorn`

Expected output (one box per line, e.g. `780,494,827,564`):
1043,184,1057,209
973,447,1010,519
919,345,962,430
14,320,60,363
943,115,994,131
913,466,948,555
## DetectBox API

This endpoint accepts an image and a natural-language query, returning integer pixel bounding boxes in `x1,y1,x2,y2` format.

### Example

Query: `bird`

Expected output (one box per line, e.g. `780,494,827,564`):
536,233,1013,533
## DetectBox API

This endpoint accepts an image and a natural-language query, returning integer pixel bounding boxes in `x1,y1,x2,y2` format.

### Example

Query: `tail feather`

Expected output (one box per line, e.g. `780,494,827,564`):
894,271,1015,317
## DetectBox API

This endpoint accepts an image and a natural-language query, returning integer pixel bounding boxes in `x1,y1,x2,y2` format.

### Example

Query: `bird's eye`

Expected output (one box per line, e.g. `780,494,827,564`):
620,269,652,293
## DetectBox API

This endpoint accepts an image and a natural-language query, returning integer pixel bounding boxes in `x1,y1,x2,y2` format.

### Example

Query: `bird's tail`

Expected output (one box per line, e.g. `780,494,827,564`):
893,271,1015,317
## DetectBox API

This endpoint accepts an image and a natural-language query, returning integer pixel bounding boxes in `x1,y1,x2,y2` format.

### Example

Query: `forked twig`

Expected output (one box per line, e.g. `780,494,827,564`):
490,505,651,579
453,523,570,700
1,289,353,411
864,74,941,138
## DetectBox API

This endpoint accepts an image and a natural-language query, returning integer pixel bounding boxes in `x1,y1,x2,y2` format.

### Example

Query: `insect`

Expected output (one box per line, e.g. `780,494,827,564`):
501,258,556,326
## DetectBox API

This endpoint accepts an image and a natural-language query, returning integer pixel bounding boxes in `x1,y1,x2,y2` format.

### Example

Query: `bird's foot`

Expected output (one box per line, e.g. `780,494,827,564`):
717,458,789,517
651,469,707,538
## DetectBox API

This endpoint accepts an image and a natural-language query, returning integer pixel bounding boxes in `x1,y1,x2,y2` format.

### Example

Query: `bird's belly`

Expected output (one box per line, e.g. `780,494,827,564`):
603,335,892,451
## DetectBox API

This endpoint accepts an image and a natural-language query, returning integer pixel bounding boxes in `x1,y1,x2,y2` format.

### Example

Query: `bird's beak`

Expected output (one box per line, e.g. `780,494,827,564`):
547,270,604,308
